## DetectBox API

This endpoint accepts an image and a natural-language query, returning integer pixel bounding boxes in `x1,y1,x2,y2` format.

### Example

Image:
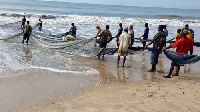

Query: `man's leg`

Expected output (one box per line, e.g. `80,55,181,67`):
163,63,175,78
122,56,126,67
117,55,120,66
173,65,180,76
26,34,30,43
22,34,26,43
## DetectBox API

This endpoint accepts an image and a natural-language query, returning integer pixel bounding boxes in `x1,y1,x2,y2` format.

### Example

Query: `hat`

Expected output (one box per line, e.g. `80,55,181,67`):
182,29,189,35
124,27,128,30
119,23,122,26
96,25,100,28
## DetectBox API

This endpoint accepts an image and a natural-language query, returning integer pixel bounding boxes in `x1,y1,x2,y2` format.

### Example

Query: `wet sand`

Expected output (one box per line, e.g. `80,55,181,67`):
15,49,200,112
18,75,200,112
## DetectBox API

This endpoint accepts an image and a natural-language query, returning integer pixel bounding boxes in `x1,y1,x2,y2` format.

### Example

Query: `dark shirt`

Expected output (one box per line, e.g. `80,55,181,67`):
117,27,123,36
100,29,112,46
22,18,26,24
143,28,149,40
153,31,166,48
38,21,42,27
70,26,77,35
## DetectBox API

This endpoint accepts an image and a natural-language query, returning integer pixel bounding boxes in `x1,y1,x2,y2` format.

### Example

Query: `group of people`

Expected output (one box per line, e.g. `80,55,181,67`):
21,16,43,43
21,16,78,43
94,23,194,78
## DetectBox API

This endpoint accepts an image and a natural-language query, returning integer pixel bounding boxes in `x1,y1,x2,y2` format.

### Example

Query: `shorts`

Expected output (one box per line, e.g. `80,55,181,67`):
150,51,160,65
99,44,106,48
171,62,184,67
131,38,134,45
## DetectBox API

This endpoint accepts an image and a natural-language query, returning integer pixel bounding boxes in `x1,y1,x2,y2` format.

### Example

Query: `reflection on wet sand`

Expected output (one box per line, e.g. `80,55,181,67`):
22,44,32,63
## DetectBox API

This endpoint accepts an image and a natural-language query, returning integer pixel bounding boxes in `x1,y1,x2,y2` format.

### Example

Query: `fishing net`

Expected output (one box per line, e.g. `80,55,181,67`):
164,50,200,64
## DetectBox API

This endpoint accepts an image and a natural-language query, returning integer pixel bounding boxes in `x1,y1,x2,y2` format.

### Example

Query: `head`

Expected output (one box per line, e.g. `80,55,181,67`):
181,29,189,37
185,24,189,29
124,27,128,33
96,25,100,29
158,25,164,31
106,25,109,29
163,25,167,29
145,23,148,27
39,19,41,21
130,25,133,30
177,29,181,33
27,21,30,24
119,23,122,27
71,23,74,26
23,16,25,18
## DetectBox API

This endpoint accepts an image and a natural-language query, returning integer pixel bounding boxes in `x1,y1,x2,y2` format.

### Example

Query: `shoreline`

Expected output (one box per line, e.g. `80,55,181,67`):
14,51,200,112
17,72,200,112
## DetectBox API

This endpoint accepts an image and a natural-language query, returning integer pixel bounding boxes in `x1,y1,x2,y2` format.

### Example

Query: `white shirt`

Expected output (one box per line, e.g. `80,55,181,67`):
118,32,131,52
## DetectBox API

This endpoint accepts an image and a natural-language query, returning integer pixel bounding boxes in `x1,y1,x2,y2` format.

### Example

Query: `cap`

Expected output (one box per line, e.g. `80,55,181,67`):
96,25,100,28
124,27,128,30
119,23,122,26
182,29,189,35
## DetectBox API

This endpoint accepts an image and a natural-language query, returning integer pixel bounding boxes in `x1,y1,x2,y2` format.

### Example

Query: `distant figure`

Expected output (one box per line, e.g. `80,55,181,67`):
163,29,193,78
115,23,123,48
21,16,26,30
94,25,102,45
95,25,102,38
140,23,149,48
23,21,32,43
99,25,112,59
185,24,194,42
117,27,131,67
129,25,134,47
37,19,42,31
69,23,77,38
144,25,166,72
163,25,168,37
167,29,182,43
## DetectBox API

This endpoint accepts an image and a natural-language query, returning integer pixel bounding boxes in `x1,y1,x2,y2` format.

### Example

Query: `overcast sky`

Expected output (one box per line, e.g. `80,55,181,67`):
42,0,200,9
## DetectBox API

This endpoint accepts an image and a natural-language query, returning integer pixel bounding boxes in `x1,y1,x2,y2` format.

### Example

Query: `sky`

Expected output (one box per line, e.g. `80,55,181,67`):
41,0,200,9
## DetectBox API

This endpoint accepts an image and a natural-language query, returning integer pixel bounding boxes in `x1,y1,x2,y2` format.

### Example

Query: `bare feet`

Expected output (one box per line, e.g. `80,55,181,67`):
163,75,171,78
147,69,155,72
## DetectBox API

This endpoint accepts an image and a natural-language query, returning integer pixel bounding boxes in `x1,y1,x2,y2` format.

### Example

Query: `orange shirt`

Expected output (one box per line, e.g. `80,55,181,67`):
171,36,193,54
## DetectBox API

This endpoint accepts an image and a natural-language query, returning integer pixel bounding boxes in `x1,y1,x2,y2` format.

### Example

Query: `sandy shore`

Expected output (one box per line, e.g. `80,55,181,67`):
18,73,200,112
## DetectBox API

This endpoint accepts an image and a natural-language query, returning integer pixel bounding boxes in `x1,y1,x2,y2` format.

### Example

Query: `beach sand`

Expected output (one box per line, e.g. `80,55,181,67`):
15,50,200,112
17,73,200,112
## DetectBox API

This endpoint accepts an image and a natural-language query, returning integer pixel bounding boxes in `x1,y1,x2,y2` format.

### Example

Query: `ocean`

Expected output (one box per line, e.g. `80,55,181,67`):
1,0,200,111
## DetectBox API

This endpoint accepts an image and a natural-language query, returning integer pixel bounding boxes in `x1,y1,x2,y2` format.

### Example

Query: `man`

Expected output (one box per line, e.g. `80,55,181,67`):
129,25,134,47
69,23,77,38
21,16,26,30
144,25,166,72
99,25,112,59
185,24,194,42
116,23,123,48
23,21,32,43
167,29,182,43
163,29,193,78
117,27,131,67
140,23,149,48
163,25,168,37
37,19,42,31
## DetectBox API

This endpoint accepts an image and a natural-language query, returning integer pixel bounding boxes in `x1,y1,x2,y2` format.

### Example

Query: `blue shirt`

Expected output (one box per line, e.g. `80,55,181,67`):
164,29,168,37
143,28,149,40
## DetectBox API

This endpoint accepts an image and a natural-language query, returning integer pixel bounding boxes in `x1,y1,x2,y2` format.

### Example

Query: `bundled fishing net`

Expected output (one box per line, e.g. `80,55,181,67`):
164,50,200,64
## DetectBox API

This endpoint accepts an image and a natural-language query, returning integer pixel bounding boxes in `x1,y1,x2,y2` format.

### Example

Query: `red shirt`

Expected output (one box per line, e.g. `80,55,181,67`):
171,36,193,54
